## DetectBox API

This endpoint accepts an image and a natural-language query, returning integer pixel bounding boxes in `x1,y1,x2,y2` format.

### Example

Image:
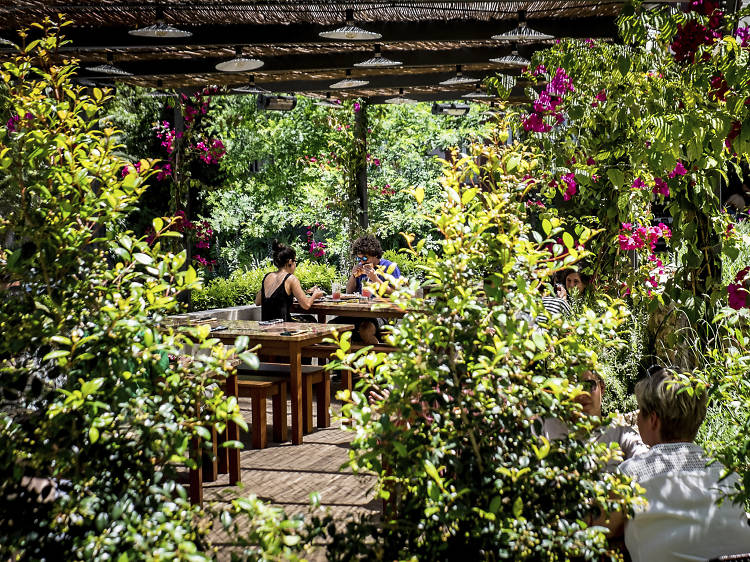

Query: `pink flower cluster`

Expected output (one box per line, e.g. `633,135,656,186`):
736,26,750,47
5,114,20,132
121,161,142,177
306,223,327,259
728,267,750,310
668,161,688,178
653,177,669,197
194,138,225,164
532,64,547,77
618,222,672,251
561,172,577,201
371,183,395,197
153,120,180,153
366,153,381,167
155,163,173,181
523,67,573,133
671,0,723,64
524,199,546,209
591,89,607,108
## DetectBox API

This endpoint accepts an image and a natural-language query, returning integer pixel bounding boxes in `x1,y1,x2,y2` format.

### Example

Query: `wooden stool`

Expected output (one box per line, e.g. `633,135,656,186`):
252,363,331,434
233,375,288,449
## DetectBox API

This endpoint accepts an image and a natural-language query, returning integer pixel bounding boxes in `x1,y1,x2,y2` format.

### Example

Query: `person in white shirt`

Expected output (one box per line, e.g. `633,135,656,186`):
606,367,750,562
542,370,648,471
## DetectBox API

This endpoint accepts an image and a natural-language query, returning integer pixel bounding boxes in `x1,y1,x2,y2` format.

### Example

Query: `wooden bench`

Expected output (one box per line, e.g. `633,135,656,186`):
304,343,398,392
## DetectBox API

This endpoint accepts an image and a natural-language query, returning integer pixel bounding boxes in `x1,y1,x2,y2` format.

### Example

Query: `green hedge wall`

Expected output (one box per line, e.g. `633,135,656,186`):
192,262,338,311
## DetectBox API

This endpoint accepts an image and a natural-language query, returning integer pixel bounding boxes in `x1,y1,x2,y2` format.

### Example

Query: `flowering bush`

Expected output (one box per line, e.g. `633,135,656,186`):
322,138,641,560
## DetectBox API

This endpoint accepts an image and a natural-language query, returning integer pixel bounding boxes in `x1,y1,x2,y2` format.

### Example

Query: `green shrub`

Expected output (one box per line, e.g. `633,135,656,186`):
0,20,309,560
382,249,429,282
321,139,642,559
192,260,337,310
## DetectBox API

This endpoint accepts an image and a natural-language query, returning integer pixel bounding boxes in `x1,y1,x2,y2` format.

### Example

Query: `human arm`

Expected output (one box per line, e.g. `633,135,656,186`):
255,290,262,306
289,276,324,310
346,264,363,293
362,261,400,295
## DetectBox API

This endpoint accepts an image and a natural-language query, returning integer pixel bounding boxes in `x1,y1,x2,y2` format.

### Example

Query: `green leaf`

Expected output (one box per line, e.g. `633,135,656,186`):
413,186,425,205
512,496,523,519
562,232,574,249
43,350,70,361
133,253,153,265
424,459,444,491
607,169,624,189
542,219,552,237
89,426,100,444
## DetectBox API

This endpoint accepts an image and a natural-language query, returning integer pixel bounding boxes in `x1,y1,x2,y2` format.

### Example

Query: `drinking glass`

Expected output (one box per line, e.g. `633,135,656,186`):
332,282,342,300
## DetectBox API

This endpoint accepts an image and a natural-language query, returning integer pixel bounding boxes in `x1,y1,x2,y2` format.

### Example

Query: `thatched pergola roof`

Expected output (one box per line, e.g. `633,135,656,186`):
0,1,627,103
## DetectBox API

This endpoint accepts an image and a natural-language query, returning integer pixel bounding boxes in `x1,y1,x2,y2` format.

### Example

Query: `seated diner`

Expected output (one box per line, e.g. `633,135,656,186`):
342,235,401,344
604,367,750,561
542,370,647,471
255,239,324,321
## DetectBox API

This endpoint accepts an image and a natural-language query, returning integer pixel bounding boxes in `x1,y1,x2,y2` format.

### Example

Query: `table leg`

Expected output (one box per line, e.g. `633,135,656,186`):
317,312,326,323
225,373,241,484
290,343,303,445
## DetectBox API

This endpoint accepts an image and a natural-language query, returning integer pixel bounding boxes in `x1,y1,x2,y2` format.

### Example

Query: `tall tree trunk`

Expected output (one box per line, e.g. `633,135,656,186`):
353,102,369,232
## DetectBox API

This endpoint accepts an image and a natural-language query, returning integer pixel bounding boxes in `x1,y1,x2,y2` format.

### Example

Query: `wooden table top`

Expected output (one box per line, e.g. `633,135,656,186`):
165,318,354,342
292,296,408,318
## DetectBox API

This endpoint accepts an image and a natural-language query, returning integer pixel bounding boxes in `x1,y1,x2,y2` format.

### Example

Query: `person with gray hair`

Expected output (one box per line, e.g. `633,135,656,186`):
606,367,750,561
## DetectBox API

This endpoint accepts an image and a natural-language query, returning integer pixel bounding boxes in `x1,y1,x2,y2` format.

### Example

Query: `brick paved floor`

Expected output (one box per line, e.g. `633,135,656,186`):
202,396,380,560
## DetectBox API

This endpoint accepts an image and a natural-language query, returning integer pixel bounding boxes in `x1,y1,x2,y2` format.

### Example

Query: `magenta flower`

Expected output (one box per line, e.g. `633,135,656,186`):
728,267,750,309
354,102,361,113
522,113,552,133
632,177,646,190
562,173,577,201
736,25,750,47
548,67,575,96
653,177,670,197
668,161,688,178
532,64,547,77
6,114,20,132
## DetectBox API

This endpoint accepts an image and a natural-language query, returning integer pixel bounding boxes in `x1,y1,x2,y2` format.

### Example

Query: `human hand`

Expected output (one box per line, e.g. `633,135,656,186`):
363,263,378,281
351,264,363,277
312,288,325,300
306,285,320,295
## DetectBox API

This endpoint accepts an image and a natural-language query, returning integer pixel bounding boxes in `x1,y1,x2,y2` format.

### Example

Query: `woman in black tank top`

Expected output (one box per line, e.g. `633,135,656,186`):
254,240,324,320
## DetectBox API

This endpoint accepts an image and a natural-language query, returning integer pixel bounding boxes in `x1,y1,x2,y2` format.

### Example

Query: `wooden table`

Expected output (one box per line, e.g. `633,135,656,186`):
206,319,354,446
292,296,408,323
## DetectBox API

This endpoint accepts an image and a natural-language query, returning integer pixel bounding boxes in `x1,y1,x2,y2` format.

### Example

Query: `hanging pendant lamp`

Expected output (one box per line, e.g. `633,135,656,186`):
216,46,264,72
385,88,418,105
319,9,381,40
439,65,480,85
315,92,344,108
490,44,530,67
233,75,269,94
492,11,553,41
330,69,369,89
86,53,132,76
354,44,402,68
145,79,177,98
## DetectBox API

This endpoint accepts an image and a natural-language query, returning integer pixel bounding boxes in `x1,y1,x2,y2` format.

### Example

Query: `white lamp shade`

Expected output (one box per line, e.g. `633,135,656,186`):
216,57,264,72
129,23,192,38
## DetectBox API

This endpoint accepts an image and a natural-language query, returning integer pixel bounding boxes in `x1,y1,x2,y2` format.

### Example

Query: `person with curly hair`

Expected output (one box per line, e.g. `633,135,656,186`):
346,234,401,296
340,235,401,344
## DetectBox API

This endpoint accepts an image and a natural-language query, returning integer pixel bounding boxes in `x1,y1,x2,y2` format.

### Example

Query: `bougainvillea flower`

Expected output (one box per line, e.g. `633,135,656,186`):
653,177,670,197
668,161,688,178
562,173,577,201
632,177,647,190
728,267,750,309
